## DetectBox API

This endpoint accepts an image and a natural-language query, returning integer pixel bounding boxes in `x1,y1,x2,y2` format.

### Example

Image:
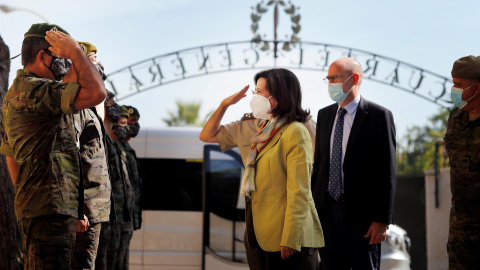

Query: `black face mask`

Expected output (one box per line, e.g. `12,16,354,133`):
127,123,140,138
106,103,120,122
114,125,128,141
43,50,72,81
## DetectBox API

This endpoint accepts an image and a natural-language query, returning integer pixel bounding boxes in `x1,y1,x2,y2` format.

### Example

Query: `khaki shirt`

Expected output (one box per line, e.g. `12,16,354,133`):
0,69,81,221
217,113,316,166
77,109,111,223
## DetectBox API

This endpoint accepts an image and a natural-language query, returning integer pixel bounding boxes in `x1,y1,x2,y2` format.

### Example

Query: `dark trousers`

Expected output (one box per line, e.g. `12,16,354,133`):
95,222,121,270
319,194,381,270
448,223,480,270
244,198,319,270
117,230,133,270
95,222,111,270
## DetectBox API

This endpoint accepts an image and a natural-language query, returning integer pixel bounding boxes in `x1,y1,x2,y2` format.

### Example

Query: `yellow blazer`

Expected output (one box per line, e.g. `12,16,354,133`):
251,121,324,252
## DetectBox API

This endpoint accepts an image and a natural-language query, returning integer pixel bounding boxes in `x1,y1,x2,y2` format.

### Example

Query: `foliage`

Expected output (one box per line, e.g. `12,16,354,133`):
162,100,212,127
396,108,450,176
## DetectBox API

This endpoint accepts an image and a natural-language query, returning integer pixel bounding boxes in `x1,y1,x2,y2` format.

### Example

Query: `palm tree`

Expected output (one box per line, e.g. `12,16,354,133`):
163,100,212,127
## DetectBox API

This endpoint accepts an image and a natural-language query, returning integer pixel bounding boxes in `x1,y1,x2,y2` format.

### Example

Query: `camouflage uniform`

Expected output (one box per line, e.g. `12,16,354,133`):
117,141,135,269
72,108,111,269
95,135,134,270
444,107,480,269
0,70,82,269
122,141,143,230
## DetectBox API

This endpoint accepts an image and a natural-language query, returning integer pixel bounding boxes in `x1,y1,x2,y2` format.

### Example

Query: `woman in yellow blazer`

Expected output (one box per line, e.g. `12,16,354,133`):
201,68,324,269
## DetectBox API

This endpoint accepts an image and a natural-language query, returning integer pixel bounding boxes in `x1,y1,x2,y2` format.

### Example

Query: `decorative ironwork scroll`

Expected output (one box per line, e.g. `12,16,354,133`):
106,40,452,108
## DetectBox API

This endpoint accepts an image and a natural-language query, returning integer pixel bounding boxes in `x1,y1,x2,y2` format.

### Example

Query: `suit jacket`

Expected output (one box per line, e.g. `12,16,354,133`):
251,121,324,252
311,97,397,233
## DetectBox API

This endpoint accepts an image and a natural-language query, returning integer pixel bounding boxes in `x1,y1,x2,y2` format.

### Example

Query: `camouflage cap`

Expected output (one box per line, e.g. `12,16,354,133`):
77,41,97,55
451,55,480,80
119,106,130,118
24,23,70,38
106,90,116,102
125,106,140,118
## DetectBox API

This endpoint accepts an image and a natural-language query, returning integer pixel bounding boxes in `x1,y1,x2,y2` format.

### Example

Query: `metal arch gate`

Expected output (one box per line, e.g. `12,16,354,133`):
106,40,452,108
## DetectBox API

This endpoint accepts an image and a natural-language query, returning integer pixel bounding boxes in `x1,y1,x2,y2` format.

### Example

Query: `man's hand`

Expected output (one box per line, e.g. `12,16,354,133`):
281,246,297,260
45,30,81,60
221,85,249,107
76,215,90,233
364,222,388,245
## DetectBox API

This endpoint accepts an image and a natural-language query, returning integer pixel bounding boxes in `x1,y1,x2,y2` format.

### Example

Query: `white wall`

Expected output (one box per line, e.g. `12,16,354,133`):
424,168,451,270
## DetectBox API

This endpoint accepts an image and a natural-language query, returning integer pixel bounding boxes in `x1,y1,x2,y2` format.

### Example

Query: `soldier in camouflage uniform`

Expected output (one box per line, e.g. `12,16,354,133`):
71,41,112,270
123,105,143,231
0,23,106,270
116,106,136,269
444,55,480,269
95,96,134,270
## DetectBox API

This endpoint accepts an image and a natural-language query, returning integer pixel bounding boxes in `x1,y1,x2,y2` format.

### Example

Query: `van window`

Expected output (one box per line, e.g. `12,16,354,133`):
138,158,203,211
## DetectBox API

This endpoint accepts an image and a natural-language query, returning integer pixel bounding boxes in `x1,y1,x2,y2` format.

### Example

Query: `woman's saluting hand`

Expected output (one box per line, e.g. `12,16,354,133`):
221,85,249,107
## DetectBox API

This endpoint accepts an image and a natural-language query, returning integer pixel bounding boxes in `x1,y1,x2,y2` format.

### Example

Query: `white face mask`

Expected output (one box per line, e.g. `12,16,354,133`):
328,74,353,104
250,94,274,119
451,84,476,109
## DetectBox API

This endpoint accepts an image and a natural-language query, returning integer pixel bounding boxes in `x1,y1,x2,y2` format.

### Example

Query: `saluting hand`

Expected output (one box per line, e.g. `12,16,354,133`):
221,85,249,107
45,30,81,60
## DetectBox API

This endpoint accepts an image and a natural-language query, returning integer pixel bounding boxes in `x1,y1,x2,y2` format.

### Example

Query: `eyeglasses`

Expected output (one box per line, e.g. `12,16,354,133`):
323,73,353,84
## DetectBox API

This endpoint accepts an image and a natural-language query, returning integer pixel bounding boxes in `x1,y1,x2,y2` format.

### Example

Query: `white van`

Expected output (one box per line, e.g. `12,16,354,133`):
128,127,411,270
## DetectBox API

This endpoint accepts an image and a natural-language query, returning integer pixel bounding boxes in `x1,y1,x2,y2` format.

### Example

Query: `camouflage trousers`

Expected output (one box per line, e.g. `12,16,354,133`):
72,222,102,269
447,224,480,270
116,229,133,270
95,222,120,270
18,214,77,270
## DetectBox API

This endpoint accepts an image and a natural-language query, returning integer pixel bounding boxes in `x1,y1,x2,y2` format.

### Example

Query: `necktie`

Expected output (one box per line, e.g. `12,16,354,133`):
329,108,347,201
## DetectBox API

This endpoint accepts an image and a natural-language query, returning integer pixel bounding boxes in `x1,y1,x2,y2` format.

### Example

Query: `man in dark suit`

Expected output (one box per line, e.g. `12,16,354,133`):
311,57,397,270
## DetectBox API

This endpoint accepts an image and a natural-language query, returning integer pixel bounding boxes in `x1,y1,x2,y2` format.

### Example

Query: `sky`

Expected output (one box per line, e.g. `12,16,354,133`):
1,0,479,140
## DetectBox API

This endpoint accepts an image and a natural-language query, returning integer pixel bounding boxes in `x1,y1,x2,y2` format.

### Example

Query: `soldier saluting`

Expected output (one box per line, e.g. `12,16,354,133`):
0,23,106,269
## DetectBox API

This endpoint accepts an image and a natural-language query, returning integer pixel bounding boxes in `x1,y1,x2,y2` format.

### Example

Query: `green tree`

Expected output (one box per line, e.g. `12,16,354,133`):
397,108,450,176
163,101,212,127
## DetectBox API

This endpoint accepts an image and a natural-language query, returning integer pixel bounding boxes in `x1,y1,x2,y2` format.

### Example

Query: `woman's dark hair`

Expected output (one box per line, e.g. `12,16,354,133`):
254,68,310,123
21,37,50,66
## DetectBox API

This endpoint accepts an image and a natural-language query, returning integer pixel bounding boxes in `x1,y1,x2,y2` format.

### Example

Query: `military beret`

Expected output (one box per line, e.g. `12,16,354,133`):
106,90,116,102
451,55,480,80
24,23,70,38
77,41,97,56
125,106,140,118
119,106,130,118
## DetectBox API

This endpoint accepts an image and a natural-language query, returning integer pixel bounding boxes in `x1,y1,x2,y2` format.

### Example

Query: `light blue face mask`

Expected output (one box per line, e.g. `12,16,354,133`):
328,74,353,103
451,84,476,109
